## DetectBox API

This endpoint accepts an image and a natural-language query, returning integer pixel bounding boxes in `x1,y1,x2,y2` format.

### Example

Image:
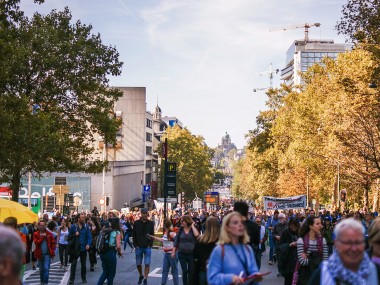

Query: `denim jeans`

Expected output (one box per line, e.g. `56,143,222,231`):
123,233,134,251
269,235,275,261
199,271,207,285
97,249,117,285
70,250,87,281
178,252,194,285
38,254,51,284
161,252,179,285
58,244,68,267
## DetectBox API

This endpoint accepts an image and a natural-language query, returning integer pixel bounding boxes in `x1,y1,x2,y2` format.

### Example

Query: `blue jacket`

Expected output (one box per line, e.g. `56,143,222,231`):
207,244,259,285
69,223,92,251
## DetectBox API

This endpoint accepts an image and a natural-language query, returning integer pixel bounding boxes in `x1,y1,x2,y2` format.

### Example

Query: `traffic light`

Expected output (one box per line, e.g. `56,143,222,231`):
106,196,110,207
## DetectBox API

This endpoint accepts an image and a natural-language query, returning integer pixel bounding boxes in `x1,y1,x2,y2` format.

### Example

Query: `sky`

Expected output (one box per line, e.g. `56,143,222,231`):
21,0,348,149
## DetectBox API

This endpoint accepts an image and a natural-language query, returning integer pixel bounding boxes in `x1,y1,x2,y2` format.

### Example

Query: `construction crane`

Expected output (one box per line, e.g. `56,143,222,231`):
254,63,279,89
270,22,321,42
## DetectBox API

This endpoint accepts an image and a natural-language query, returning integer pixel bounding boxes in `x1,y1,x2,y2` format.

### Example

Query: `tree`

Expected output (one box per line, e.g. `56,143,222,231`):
0,1,123,201
159,126,213,200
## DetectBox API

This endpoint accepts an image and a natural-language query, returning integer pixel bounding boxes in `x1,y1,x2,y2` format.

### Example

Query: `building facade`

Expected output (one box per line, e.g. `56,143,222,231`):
281,39,352,86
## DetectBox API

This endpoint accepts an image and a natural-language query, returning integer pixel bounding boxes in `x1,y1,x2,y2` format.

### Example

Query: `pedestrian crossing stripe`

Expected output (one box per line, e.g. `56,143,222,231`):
24,261,70,285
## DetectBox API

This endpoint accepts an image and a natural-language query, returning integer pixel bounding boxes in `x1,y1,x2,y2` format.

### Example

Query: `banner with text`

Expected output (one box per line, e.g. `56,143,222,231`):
263,195,306,210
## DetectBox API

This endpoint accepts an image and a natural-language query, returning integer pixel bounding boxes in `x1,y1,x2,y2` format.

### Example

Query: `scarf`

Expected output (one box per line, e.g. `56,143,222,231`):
327,252,370,285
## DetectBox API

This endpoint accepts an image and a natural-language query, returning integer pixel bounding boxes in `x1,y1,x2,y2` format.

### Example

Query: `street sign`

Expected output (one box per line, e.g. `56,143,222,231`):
55,194,65,206
52,185,70,195
165,162,176,197
157,197,177,203
204,192,219,205
99,198,105,205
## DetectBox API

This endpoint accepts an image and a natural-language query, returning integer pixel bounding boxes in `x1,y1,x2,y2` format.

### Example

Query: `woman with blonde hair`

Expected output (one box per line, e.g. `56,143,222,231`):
207,212,260,285
194,216,220,285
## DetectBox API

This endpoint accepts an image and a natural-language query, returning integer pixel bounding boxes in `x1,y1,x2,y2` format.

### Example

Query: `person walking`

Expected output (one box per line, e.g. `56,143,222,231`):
267,210,280,265
33,220,56,285
148,219,179,285
207,212,261,285
273,213,289,277
68,213,92,284
56,219,69,271
309,218,379,284
172,215,200,285
122,216,135,252
233,201,261,269
97,217,123,285
88,216,101,271
193,216,220,285
133,208,155,285
292,216,328,285
278,217,300,285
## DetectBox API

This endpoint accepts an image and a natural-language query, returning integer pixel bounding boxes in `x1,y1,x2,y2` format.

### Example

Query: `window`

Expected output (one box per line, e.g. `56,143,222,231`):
146,160,152,168
146,132,152,142
55,177,66,185
146,146,152,155
146,118,152,128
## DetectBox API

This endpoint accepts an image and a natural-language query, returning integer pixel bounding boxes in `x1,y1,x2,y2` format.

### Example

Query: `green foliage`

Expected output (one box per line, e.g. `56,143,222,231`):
159,126,213,200
0,1,123,201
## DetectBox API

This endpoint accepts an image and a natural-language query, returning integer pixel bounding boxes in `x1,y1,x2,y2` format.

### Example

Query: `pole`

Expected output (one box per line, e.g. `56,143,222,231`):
163,138,168,222
28,172,32,209
102,140,106,213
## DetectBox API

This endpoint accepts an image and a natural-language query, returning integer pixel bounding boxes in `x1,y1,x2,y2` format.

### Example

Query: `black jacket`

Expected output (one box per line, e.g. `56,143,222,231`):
132,219,154,248
245,219,260,247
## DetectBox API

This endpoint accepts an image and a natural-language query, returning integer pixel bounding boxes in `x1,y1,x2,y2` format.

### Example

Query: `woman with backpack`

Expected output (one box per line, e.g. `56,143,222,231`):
292,216,328,285
148,219,179,285
171,215,199,285
193,216,220,285
97,217,123,285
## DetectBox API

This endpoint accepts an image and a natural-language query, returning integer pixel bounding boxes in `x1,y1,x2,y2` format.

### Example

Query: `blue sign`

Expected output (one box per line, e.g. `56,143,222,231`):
205,192,219,196
143,185,150,194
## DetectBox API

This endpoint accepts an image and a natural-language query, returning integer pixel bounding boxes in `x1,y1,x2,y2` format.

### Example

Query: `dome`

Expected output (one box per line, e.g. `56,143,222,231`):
159,121,168,132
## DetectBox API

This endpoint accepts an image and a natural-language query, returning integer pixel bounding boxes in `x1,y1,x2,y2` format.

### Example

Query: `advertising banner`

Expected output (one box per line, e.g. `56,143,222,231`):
263,195,306,210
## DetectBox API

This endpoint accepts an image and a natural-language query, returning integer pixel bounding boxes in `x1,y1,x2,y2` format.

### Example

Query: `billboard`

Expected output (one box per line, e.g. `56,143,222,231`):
263,195,307,210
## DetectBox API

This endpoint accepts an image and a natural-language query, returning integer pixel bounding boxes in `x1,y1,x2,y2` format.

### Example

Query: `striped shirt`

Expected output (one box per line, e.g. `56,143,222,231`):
297,237,328,266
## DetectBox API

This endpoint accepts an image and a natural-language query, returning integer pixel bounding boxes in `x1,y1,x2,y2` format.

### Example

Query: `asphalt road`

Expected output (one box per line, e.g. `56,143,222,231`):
24,247,284,285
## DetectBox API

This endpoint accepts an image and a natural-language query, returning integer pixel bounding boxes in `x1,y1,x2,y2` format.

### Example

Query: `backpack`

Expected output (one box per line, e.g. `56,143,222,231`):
95,228,113,254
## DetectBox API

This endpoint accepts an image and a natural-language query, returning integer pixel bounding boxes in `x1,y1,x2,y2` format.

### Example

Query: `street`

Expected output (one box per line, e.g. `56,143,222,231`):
23,247,283,285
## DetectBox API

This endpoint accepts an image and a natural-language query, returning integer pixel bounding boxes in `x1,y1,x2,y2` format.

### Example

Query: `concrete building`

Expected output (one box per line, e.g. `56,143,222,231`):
281,39,352,86
22,87,156,212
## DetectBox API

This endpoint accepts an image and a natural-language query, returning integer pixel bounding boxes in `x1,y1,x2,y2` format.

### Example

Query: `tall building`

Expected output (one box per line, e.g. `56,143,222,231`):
281,39,352,86
21,87,156,212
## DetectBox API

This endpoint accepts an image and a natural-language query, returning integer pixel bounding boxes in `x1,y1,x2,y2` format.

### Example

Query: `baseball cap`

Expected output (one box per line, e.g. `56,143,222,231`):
141,208,148,213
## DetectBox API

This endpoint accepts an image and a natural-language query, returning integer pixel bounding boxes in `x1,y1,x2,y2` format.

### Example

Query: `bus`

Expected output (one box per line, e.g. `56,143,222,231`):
0,194,41,214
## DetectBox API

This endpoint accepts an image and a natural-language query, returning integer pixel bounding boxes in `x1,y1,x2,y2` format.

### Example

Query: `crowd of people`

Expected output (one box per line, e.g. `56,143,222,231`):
1,204,380,284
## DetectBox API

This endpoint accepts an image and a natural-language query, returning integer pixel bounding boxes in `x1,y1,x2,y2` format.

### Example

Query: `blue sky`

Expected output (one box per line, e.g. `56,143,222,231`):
21,0,348,149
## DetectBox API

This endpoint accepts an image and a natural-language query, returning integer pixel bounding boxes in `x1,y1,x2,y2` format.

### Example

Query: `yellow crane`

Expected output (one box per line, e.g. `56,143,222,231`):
270,22,321,42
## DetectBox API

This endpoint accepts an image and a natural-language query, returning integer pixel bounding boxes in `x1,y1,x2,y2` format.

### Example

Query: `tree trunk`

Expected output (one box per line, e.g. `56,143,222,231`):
10,170,22,202
373,179,380,213
364,179,370,210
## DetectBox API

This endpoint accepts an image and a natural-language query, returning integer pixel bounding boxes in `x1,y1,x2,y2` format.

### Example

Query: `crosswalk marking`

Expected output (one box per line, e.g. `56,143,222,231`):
148,267,182,280
24,261,70,285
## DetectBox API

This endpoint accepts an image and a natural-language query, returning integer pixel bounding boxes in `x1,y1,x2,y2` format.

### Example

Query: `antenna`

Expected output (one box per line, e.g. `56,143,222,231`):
254,63,279,88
